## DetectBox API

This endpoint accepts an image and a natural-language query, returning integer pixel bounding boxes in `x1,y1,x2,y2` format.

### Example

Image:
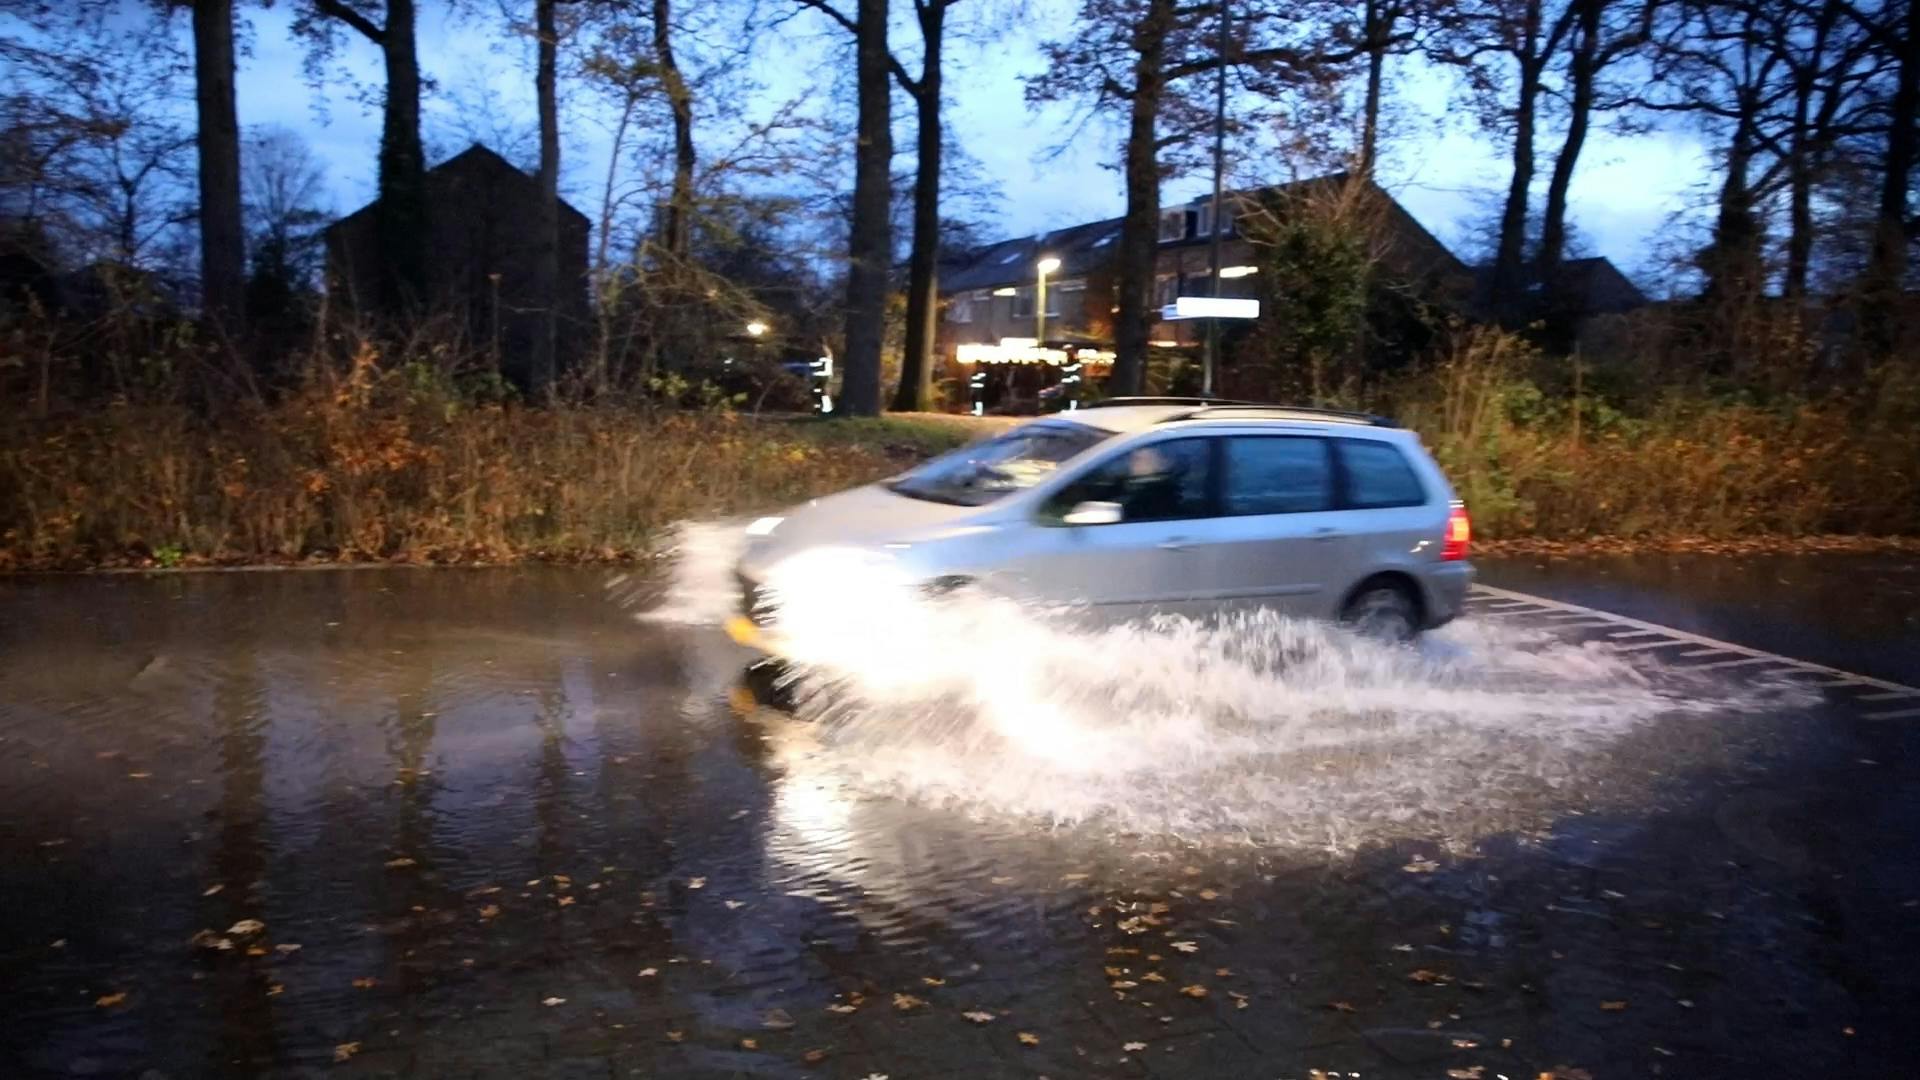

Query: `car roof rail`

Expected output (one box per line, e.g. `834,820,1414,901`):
1170,404,1396,427
1083,396,1269,409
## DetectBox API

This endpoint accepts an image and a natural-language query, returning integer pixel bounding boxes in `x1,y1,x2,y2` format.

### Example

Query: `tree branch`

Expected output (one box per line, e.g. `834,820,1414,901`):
312,0,385,44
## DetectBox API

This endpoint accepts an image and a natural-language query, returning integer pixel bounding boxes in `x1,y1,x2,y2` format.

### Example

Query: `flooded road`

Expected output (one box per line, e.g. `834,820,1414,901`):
4,561,1919,1078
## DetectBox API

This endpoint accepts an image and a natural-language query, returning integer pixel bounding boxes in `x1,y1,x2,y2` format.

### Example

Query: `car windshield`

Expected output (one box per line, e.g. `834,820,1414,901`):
888,422,1109,506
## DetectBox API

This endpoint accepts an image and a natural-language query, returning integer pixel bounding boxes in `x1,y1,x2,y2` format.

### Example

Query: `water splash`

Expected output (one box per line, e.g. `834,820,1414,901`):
640,524,1810,848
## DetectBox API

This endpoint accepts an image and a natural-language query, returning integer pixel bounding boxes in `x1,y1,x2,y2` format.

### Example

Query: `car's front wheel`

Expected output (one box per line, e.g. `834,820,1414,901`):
1340,581,1420,643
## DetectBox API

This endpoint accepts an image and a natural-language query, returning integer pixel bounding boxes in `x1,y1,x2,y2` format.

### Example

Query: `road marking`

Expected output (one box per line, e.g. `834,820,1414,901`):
1608,629,1667,639
1471,584,1920,702
1864,707,1920,720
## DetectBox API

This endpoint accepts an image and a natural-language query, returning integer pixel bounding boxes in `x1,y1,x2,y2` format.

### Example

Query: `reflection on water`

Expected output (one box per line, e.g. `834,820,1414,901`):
0,565,1841,1078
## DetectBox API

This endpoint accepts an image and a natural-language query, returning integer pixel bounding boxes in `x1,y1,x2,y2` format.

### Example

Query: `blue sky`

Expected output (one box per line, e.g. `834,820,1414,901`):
219,1,1717,291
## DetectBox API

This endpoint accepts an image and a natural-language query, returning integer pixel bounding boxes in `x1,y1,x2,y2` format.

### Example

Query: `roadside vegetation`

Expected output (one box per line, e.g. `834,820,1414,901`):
3,314,1916,571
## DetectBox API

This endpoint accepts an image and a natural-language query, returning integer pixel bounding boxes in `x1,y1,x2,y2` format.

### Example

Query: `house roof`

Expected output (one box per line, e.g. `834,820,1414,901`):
939,172,1473,294
325,143,591,234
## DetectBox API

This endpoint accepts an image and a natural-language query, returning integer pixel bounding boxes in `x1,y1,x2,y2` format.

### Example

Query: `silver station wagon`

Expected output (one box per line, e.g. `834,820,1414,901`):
731,398,1474,646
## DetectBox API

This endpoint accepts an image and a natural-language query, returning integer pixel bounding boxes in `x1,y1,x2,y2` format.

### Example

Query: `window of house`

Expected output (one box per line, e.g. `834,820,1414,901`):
1336,440,1428,508
947,294,973,323
1154,274,1181,308
1195,201,1214,239
970,289,992,301
1043,285,1062,317
1221,437,1334,515
1158,208,1188,243
1010,286,1035,319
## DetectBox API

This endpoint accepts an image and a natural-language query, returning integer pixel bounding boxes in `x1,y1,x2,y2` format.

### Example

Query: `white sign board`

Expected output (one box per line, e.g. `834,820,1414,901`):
1160,296,1260,321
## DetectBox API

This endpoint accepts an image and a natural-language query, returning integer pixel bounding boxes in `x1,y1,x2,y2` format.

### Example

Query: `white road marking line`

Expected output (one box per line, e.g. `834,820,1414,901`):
1687,656,1787,671
1859,691,1919,701
1865,707,1920,720
1610,639,1694,652
1608,629,1667,639
1471,584,1920,700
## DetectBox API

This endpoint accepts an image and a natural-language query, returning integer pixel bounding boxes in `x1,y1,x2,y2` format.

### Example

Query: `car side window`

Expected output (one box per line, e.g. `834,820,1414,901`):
1336,439,1428,508
1221,437,1334,515
1046,438,1213,523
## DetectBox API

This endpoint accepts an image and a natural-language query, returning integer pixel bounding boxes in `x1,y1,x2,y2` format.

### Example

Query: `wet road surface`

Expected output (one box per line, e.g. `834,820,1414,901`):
3,564,1919,1079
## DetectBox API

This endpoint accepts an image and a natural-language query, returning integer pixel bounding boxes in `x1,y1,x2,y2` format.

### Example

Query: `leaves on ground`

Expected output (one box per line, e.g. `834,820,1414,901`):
478,904,500,919
1140,971,1166,983
892,993,926,1011
274,943,302,954
724,900,745,910
762,1009,795,1030
1328,1001,1358,1013
332,1042,360,1062
962,1010,996,1024
803,1048,827,1064
384,857,417,869
665,1030,685,1043
1017,1031,1040,1046
1403,856,1440,873
1447,1068,1485,1079
351,977,377,989
226,919,265,937
1408,968,1450,984
1169,941,1198,954
541,996,565,1007
1179,984,1209,999
201,884,224,897
94,992,126,1007
686,877,706,889
921,975,946,987
637,967,658,977
826,1003,857,1014
1197,888,1219,900
1123,1041,1147,1052
1599,1000,1628,1011
739,1037,759,1050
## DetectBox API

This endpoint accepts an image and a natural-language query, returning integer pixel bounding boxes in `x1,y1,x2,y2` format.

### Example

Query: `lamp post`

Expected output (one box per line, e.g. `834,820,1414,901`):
1035,256,1060,346
1203,0,1228,397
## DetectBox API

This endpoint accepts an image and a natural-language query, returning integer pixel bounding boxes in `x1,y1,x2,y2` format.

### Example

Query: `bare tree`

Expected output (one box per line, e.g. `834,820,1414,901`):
1845,0,1917,356
295,0,429,316
1035,0,1359,393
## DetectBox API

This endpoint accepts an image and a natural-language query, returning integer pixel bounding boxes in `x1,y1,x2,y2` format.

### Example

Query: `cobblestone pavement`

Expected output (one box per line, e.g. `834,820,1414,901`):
2,568,1916,1078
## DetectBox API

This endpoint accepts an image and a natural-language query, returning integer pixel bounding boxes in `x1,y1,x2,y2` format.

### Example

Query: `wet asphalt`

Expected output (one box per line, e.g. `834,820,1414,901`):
2,559,1919,1079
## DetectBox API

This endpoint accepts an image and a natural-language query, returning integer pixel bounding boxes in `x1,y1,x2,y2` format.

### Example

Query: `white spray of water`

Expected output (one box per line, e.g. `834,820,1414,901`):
638,523,1809,848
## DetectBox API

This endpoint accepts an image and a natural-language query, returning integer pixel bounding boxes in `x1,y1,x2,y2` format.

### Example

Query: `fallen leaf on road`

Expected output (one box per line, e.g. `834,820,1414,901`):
1452,1038,1479,1049
267,984,283,997
1198,888,1219,900
962,1010,995,1024
763,1009,794,1030
921,976,946,987
479,904,500,919
892,993,926,1011
1404,857,1439,873
739,1037,758,1050
1446,1068,1484,1079
127,772,152,780
1179,985,1208,999
351,977,377,989
384,857,417,869
202,884,224,897
1169,941,1198,954
1123,1041,1147,1052
94,992,126,1007
803,1048,827,1063
637,967,657,977
665,1030,685,1043
226,919,265,936
724,900,745,910
333,1043,360,1063
1599,1000,1627,1011
1141,971,1166,983
274,943,301,954
826,1003,857,1014
1215,968,1233,977
1062,872,1090,882
556,896,575,907
1408,969,1449,984
1328,1001,1357,1013
1391,943,1414,952
1017,1031,1040,1046
542,996,565,1006
990,876,1013,885
686,877,706,889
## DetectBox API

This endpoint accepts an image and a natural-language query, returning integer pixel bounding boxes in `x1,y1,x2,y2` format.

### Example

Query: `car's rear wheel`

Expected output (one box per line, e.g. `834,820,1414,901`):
1340,581,1420,643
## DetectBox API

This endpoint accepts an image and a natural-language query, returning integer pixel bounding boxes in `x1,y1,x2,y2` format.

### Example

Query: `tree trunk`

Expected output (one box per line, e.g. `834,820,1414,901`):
1861,0,1917,358
654,0,696,258
1490,0,1545,320
532,0,560,393
375,0,428,318
840,0,892,416
192,0,244,328
893,1,943,413
1112,0,1178,397
1538,0,1599,341
1705,123,1763,303
1359,0,1385,177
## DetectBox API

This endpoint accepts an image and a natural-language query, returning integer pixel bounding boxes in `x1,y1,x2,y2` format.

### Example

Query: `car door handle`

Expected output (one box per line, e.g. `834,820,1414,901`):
1157,537,1193,552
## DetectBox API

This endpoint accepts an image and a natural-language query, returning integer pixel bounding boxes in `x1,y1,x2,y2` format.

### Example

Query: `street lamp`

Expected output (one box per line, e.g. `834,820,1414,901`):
1035,256,1060,346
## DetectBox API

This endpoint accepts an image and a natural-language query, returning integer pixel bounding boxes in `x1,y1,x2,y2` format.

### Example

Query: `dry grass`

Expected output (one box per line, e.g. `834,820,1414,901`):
0,357,987,570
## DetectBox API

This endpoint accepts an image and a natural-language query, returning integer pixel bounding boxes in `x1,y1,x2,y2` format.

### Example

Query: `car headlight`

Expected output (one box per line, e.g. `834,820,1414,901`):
745,516,784,537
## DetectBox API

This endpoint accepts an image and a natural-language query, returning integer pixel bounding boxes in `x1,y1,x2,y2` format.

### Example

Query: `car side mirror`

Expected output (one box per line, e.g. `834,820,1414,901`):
1063,500,1123,526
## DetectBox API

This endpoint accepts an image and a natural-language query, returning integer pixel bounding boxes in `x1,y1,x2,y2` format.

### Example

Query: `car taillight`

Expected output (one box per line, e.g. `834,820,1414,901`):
1442,505,1471,561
